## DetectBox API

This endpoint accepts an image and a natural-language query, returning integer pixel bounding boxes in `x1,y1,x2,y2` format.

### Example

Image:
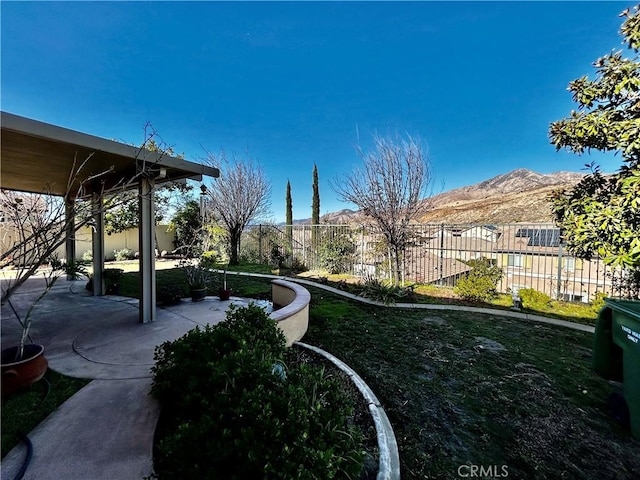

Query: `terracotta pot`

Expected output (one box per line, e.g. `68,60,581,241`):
219,289,232,301
190,287,207,302
1,344,48,396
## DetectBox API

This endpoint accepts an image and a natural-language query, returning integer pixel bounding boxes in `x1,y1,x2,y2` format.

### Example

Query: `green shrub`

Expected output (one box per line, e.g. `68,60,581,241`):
454,275,498,302
82,250,93,262
519,288,552,310
114,248,135,261
290,256,308,274
591,291,608,313
454,258,504,302
151,304,365,479
466,257,504,284
318,234,356,274
270,245,286,269
201,250,220,264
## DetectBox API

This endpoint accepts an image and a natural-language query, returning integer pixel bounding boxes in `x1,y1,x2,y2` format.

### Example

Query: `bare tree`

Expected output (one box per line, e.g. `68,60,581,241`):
0,153,102,303
204,151,271,265
332,134,432,285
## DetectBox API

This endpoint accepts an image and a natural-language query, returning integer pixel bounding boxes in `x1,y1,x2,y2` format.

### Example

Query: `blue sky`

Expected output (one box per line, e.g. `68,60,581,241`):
1,1,632,222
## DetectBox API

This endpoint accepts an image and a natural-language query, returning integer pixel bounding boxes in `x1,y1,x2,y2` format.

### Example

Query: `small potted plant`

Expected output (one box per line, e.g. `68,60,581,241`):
1,255,87,395
218,267,232,301
178,258,211,302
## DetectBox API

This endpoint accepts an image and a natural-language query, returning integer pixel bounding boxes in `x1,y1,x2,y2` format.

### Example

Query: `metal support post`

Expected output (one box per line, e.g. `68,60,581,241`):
556,242,563,301
139,176,156,323
91,192,105,296
65,199,76,280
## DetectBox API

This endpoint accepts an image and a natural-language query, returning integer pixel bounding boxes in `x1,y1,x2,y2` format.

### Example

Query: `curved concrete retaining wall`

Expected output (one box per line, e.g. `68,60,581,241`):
270,279,310,347
223,272,593,333
295,341,401,480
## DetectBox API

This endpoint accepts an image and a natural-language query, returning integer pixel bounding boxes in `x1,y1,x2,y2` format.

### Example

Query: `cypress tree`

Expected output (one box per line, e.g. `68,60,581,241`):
311,164,320,245
286,180,293,250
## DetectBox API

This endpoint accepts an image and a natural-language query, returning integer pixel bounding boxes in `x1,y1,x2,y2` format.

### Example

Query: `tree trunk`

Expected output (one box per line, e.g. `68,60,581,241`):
229,230,241,265
388,244,402,287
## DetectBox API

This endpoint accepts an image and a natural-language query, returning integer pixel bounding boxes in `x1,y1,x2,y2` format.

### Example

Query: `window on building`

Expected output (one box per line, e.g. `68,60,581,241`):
564,257,576,273
507,254,524,268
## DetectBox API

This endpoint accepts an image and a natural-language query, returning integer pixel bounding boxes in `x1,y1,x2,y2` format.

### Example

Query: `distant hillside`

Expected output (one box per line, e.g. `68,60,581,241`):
419,169,585,224
291,168,585,225
293,208,366,225
432,168,584,203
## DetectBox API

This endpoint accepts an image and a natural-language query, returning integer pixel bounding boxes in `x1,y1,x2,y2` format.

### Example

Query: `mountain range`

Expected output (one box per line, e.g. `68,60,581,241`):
293,168,585,225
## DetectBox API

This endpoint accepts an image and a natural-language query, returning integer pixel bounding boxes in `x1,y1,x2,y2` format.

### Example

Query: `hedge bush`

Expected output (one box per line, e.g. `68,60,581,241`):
519,288,552,310
454,275,498,303
151,304,365,479
454,258,504,302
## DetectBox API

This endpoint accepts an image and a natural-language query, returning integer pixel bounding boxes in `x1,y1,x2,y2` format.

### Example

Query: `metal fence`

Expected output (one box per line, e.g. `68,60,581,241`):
241,223,631,302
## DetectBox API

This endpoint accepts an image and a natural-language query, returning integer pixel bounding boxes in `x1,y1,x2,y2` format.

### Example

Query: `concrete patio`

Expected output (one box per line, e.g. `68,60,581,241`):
1,277,254,480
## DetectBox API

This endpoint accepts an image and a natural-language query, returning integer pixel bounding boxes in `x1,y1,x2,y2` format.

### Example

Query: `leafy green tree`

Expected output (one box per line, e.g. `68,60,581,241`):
285,180,293,251
104,184,193,235
169,200,202,255
104,130,191,234
549,7,640,273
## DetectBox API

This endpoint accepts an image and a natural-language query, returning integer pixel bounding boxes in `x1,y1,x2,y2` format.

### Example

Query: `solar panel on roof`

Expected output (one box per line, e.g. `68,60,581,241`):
528,229,561,247
514,228,561,246
515,228,534,238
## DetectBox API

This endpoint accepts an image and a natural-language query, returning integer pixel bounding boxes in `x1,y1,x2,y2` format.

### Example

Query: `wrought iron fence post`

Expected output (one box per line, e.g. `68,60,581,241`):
439,223,445,286
360,225,364,277
302,225,307,265
556,241,563,300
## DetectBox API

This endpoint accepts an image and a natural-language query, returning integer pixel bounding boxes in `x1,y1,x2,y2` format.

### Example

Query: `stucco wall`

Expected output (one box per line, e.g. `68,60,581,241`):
270,279,310,347
49,225,176,260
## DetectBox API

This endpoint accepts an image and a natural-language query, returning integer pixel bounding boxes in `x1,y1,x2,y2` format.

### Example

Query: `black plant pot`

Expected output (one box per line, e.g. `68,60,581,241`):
190,287,207,302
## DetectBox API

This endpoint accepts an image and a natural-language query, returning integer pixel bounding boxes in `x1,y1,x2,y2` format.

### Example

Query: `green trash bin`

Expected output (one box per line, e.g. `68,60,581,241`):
593,298,640,438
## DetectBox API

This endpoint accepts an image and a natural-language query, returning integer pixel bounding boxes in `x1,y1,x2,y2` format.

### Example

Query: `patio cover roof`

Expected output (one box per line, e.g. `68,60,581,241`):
1,111,219,196
1,111,219,324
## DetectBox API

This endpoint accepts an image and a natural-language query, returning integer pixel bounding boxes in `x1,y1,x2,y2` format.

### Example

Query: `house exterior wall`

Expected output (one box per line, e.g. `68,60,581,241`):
460,226,499,242
497,252,611,302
